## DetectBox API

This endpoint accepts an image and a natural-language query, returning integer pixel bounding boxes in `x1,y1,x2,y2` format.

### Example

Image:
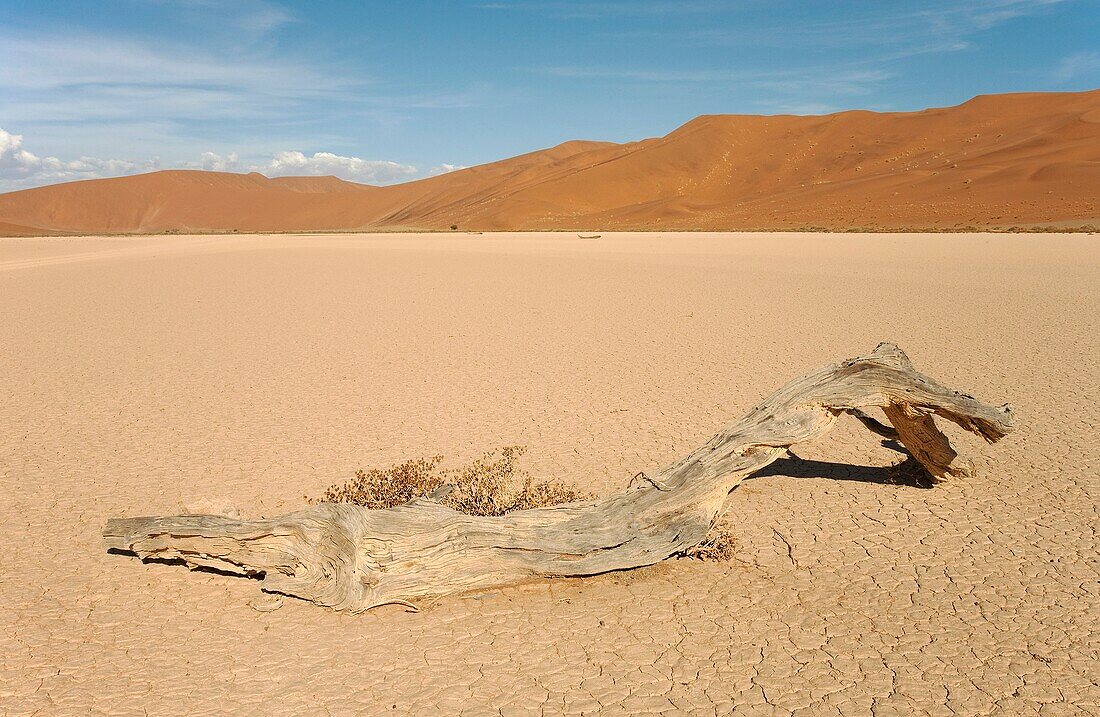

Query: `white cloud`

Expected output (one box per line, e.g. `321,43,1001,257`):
196,151,242,172
0,129,40,175
663,0,1070,48
0,26,485,171
537,67,730,82
134,0,295,40
262,151,418,183
428,164,466,176
0,23,484,127
0,127,158,191
0,128,428,191
961,0,1068,30
536,66,891,96
476,2,721,19
531,1,1073,112
1054,51,1100,83
0,33,351,121
754,70,892,97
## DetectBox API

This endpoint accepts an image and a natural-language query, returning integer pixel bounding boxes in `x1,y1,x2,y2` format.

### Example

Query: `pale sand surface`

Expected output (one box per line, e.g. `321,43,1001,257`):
1,232,1097,716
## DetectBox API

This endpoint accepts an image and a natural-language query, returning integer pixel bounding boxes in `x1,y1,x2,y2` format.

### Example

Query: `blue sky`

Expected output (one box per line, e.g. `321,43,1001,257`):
1,0,1098,190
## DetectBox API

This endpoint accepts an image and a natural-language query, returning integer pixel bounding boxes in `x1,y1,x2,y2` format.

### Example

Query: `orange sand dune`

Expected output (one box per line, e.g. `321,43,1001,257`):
1,90,1097,235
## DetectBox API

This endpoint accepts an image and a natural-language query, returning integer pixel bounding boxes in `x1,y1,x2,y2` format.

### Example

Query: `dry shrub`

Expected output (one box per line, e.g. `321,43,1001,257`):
683,524,737,561
322,447,733,560
319,455,445,508
319,446,592,516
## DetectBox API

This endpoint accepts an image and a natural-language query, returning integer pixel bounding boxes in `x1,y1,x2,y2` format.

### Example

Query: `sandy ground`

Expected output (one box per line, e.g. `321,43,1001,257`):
1,232,1097,716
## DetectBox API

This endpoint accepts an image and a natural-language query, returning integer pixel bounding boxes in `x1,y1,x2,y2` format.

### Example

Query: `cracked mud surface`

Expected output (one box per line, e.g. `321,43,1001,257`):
1,232,1097,716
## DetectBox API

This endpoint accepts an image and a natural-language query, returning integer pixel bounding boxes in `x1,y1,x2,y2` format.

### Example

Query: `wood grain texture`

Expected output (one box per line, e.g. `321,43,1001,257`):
103,343,1014,612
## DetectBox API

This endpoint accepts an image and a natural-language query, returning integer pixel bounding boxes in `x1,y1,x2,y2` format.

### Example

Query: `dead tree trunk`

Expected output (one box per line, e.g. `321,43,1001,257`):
104,343,1014,612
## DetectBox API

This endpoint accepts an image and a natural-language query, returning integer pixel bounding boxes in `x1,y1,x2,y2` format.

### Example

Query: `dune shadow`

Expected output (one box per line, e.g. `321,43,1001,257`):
750,449,934,489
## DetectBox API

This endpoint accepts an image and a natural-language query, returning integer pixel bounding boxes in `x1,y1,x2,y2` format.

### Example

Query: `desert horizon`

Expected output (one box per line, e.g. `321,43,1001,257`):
1,89,1098,237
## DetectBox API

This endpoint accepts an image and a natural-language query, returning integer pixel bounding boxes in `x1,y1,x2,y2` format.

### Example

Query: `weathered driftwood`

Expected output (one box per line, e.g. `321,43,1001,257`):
104,343,1013,612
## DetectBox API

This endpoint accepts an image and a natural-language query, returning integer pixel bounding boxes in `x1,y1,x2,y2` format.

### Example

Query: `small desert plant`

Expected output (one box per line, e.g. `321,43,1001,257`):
682,524,737,561
319,455,446,508
318,446,592,516
320,447,734,559
450,224,458,230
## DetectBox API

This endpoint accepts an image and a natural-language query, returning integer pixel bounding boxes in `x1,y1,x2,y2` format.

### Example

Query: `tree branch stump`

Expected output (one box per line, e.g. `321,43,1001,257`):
104,343,1014,612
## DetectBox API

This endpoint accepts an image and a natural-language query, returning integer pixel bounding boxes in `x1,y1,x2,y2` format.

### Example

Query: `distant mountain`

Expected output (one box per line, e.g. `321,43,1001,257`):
2,90,1097,235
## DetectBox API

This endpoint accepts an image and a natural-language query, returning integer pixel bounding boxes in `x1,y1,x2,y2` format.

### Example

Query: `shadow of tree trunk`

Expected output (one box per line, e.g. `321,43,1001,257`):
750,446,935,489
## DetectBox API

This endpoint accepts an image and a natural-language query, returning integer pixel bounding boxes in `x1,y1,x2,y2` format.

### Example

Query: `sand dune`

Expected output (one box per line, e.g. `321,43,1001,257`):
1,90,1098,235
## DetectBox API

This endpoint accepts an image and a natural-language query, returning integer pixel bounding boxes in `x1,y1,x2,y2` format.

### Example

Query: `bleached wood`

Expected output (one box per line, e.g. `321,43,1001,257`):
103,343,1013,612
